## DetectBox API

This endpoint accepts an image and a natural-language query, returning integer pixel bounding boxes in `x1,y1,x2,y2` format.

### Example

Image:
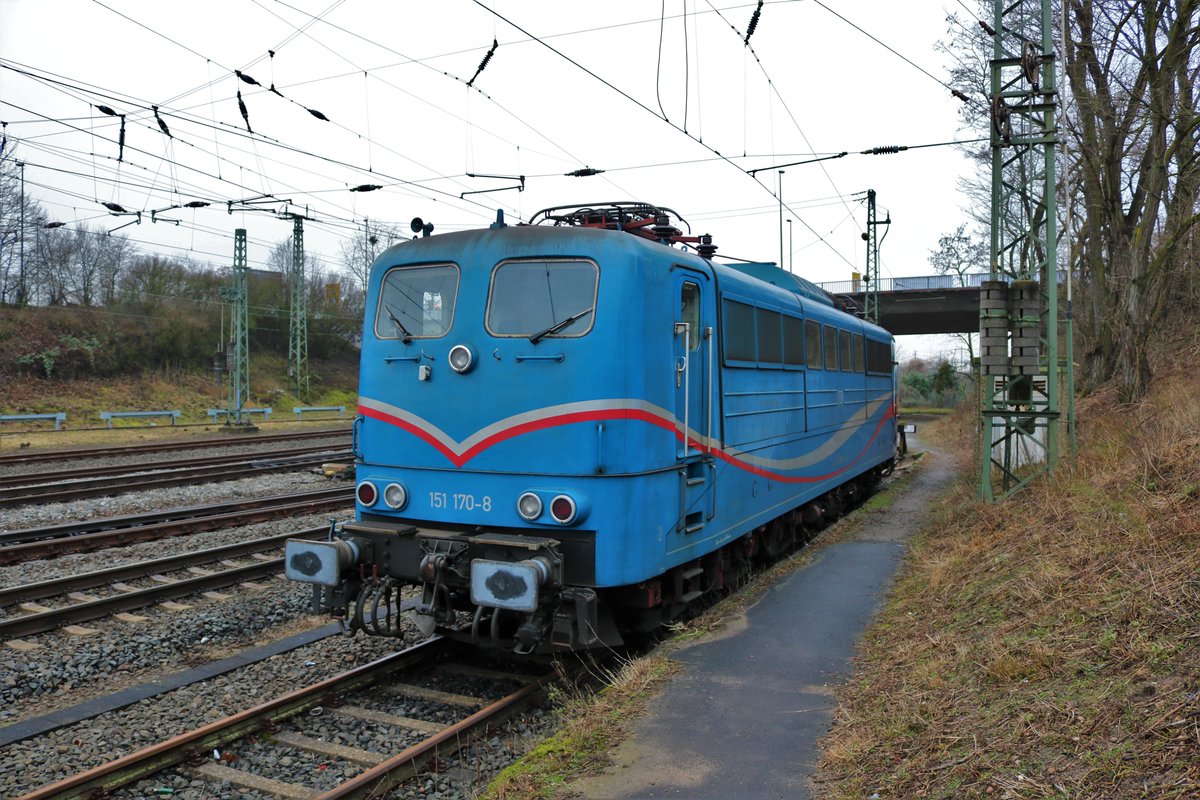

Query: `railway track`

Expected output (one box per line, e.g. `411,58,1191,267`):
0,528,324,639
16,637,552,800
0,427,350,467
0,487,353,563
0,450,354,509
0,442,352,490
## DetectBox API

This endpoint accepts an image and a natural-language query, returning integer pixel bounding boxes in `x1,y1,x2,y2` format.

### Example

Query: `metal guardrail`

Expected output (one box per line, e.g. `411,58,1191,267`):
293,405,346,418
817,272,1068,295
0,413,66,430
207,407,273,420
99,410,181,428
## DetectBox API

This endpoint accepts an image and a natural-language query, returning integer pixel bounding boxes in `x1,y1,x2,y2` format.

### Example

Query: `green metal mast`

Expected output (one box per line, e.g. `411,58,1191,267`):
226,228,250,424
288,215,309,401
979,0,1060,501
861,189,889,325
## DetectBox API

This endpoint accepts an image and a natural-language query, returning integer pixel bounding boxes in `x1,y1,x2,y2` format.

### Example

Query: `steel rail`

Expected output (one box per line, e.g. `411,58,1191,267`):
15,637,455,800
0,442,351,489
0,527,324,609
0,556,289,639
0,428,349,467
0,487,352,547
0,451,353,508
318,673,552,799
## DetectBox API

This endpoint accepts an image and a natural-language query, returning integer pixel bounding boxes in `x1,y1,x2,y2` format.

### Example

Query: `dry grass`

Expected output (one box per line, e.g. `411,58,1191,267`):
818,365,1200,797
480,655,682,799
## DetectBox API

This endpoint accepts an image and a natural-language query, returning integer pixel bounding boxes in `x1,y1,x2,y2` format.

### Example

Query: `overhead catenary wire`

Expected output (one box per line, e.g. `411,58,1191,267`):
470,0,857,269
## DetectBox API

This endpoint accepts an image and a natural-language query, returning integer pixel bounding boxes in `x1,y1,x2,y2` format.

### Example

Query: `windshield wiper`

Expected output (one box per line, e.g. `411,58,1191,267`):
529,306,594,344
382,302,413,344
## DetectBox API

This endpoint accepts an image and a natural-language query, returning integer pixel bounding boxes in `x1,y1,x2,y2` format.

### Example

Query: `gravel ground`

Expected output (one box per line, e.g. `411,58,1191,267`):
0,442,564,800
0,468,345,533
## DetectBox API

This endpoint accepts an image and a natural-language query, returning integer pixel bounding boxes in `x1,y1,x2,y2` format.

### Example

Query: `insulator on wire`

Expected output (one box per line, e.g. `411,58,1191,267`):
96,104,119,116
979,20,996,36
235,70,261,87
103,201,127,213
307,108,329,122
744,1,763,45
863,145,907,155
237,90,253,133
467,38,499,88
565,168,605,177
117,114,126,162
952,89,970,103
350,184,383,192
183,201,210,208
153,105,172,138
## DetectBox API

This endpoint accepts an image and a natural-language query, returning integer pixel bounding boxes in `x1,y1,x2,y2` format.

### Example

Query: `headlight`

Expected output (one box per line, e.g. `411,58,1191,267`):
383,482,408,509
448,344,476,374
517,492,542,521
356,481,378,507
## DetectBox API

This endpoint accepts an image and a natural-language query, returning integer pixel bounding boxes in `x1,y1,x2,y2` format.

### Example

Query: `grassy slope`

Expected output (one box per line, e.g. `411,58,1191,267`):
0,351,358,433
819,360,1200,795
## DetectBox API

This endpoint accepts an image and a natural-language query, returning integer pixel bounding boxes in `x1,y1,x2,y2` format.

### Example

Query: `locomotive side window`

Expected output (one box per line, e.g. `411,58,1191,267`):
486,259,598,338
805,320,822,369
723,299,756,362
865,338,893,374
853,333,865,373
839,329,852,372
375,263,459,340
757,309,783,365
823,324,838,370
680,282,702,351
783,316,805,366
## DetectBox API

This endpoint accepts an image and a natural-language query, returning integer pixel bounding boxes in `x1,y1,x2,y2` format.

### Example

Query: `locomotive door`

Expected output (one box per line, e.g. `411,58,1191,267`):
673,272,715,534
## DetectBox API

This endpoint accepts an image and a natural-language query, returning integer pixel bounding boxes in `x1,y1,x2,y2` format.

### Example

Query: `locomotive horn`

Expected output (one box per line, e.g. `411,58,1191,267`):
410,217,434,237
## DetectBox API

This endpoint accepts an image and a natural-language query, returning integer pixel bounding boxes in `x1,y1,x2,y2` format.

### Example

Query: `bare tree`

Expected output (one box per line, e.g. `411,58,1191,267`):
930,223,989,362
338,218,402,294
1065,0,1200,400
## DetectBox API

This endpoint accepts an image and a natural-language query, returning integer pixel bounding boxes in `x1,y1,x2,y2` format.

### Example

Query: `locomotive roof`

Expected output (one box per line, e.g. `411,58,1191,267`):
375,223,891,339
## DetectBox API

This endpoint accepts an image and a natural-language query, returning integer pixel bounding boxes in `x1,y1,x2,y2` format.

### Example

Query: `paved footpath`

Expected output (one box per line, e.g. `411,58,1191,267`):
566,444,954,799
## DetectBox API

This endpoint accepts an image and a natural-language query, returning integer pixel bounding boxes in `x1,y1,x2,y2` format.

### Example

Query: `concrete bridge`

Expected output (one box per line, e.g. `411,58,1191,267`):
817,274,983,335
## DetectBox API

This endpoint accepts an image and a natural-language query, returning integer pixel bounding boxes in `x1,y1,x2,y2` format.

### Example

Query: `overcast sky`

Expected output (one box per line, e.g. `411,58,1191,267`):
1,0,982,356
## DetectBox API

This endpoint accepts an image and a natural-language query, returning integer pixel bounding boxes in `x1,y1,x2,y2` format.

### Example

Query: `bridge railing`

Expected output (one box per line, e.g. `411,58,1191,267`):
818,272,1067,295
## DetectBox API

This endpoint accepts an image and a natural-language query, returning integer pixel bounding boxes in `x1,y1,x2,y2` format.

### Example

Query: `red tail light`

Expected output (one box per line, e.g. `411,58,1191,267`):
356,481,378,506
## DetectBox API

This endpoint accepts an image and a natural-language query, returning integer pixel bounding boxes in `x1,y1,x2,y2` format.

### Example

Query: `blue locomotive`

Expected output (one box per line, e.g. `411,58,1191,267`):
286,202,897,654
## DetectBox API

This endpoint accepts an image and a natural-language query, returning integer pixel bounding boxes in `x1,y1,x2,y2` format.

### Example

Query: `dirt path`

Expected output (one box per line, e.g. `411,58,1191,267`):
564,441,955,799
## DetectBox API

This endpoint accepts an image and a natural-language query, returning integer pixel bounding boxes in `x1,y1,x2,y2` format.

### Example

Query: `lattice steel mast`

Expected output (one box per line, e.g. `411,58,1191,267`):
225,228,250,424
288,215,309,401
978,0,1060,500
862,189,889,325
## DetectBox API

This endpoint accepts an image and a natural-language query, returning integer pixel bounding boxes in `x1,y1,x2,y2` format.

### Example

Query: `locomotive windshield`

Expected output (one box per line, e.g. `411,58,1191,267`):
374,263,459,340
486,259,598,338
